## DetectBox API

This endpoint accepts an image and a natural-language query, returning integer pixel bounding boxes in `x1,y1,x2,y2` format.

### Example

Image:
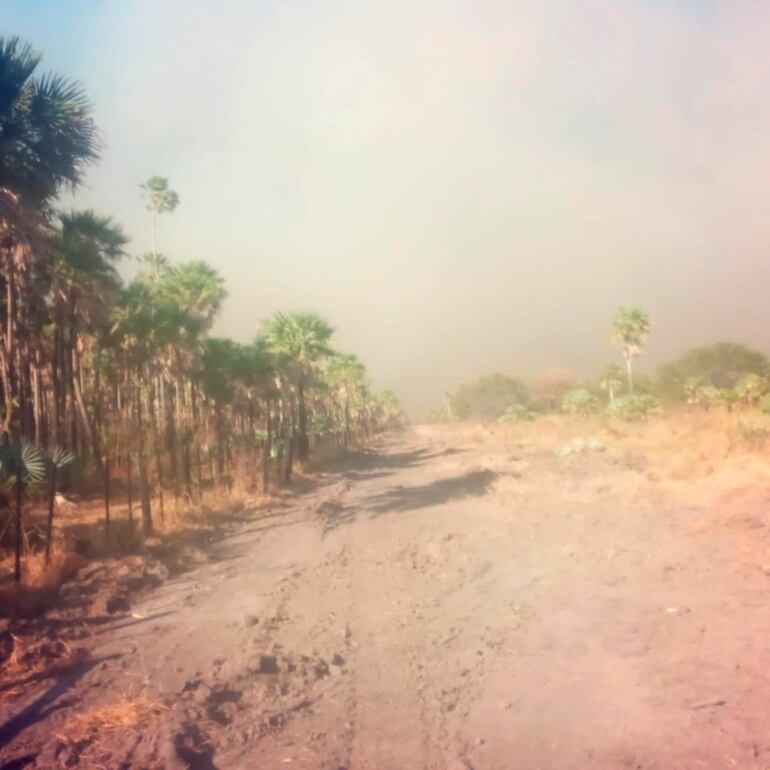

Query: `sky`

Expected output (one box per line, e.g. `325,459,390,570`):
3,0,770,414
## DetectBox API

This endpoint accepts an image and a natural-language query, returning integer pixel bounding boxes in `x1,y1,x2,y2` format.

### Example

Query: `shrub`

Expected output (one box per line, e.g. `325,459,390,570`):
737,418,770,449
497,403,535,423
561,388,599,417
760,394,770,414
658,342,769,401
448,374,530,421
606,393,660,421
734,373,769,406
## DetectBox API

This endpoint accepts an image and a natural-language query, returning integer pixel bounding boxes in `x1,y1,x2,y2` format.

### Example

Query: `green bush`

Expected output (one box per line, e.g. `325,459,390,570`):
561,388,599,416
734,373,769,406
606,393,660,421
737,418,770,448
497,403,534,423
760,394,770,414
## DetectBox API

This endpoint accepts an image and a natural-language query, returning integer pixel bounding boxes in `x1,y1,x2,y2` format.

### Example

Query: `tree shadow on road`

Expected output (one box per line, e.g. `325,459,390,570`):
0,653,121,748
320,469,498,532
366,470,498,516
342,447,439,473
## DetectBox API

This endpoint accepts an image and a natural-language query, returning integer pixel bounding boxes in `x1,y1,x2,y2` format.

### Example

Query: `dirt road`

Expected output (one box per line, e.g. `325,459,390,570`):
3,425,770,769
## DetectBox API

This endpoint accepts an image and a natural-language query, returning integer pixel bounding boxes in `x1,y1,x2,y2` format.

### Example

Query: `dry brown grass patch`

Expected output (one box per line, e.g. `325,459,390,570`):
1,631,88,696
23,544,85,591
64,695,169,737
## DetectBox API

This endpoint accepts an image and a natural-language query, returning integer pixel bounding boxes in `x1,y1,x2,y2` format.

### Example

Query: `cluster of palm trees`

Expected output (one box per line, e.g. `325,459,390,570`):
0,36,401,580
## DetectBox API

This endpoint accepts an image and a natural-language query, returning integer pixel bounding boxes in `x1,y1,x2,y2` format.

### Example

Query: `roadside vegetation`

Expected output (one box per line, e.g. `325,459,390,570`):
0,36,403,597
434,304,770,432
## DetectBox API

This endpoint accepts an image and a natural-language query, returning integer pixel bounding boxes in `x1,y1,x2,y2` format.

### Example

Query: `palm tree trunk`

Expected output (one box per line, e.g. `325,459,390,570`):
297,376,309,462
625,355,634,395
135,376,152,535
13,474,22,582
149,382,165,521
126,452,134,529
214,401,225,487
45,464,57,564
262,399,272,494
104,452,111,534
51,309,62,447
283,396,295,484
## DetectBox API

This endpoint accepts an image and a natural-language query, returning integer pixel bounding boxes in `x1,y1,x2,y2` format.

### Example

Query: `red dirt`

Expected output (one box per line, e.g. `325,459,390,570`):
2,421,770,769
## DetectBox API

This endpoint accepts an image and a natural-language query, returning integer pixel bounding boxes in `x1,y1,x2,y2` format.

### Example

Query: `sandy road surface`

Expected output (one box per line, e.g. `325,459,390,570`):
3,425,770,769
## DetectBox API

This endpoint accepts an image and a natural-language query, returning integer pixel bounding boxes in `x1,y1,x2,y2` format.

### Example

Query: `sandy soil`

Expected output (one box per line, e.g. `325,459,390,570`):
3,421,770,769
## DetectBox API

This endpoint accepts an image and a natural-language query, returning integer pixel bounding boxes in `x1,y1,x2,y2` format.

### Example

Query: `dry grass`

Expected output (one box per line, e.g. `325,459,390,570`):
53,695,171,767
64,695,169,737
23,544,85,591
0,630,89,697
423,410,770,513
0,543,87,617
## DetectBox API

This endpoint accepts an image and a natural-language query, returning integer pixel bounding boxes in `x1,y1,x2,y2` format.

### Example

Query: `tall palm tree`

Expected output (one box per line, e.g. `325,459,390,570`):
611,306,650,395
324,352,366,447
261,311,334,462
0,36,99,440
140,176,179,257
50,211,127,460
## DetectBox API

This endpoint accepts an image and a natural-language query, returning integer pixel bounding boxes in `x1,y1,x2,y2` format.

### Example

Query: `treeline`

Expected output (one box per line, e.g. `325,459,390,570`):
0,36,402,581
435,305,770,423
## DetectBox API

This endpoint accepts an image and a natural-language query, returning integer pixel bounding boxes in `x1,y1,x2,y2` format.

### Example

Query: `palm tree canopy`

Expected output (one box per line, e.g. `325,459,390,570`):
325,352,365,384
261,311,334,375
200,337,242,403
0,36,98,208
140,176,179,215
599,363,624,386
611,306,650,355
159,260,227,326
53,209,128,292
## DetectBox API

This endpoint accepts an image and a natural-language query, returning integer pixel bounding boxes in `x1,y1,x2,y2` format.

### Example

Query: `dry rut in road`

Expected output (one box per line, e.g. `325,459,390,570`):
3,424,770,769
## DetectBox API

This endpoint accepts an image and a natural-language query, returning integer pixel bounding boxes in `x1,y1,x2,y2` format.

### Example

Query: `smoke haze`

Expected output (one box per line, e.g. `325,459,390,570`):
4,0,770,413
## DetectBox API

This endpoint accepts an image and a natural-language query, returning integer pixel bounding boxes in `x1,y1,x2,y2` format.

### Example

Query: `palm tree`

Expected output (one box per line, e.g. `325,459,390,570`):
0,437,45,581
50,210,127,456
0,36,98,441
44,446,75,563
599,363,624,404
140,176,179,257
324,353,366,447
200,338,240,486
0,37,99,209
611,306,651,395
261,312,334,462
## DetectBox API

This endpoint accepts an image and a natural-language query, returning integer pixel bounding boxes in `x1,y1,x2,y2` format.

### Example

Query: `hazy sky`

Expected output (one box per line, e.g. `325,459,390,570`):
4,0,770,413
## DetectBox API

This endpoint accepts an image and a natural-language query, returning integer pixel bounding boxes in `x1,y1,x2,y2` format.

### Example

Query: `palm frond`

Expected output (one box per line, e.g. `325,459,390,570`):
50,446,76,469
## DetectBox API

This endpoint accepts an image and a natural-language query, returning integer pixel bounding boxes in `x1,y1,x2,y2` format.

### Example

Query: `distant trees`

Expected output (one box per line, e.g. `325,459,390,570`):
658,342,768,400
611,307,650,395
